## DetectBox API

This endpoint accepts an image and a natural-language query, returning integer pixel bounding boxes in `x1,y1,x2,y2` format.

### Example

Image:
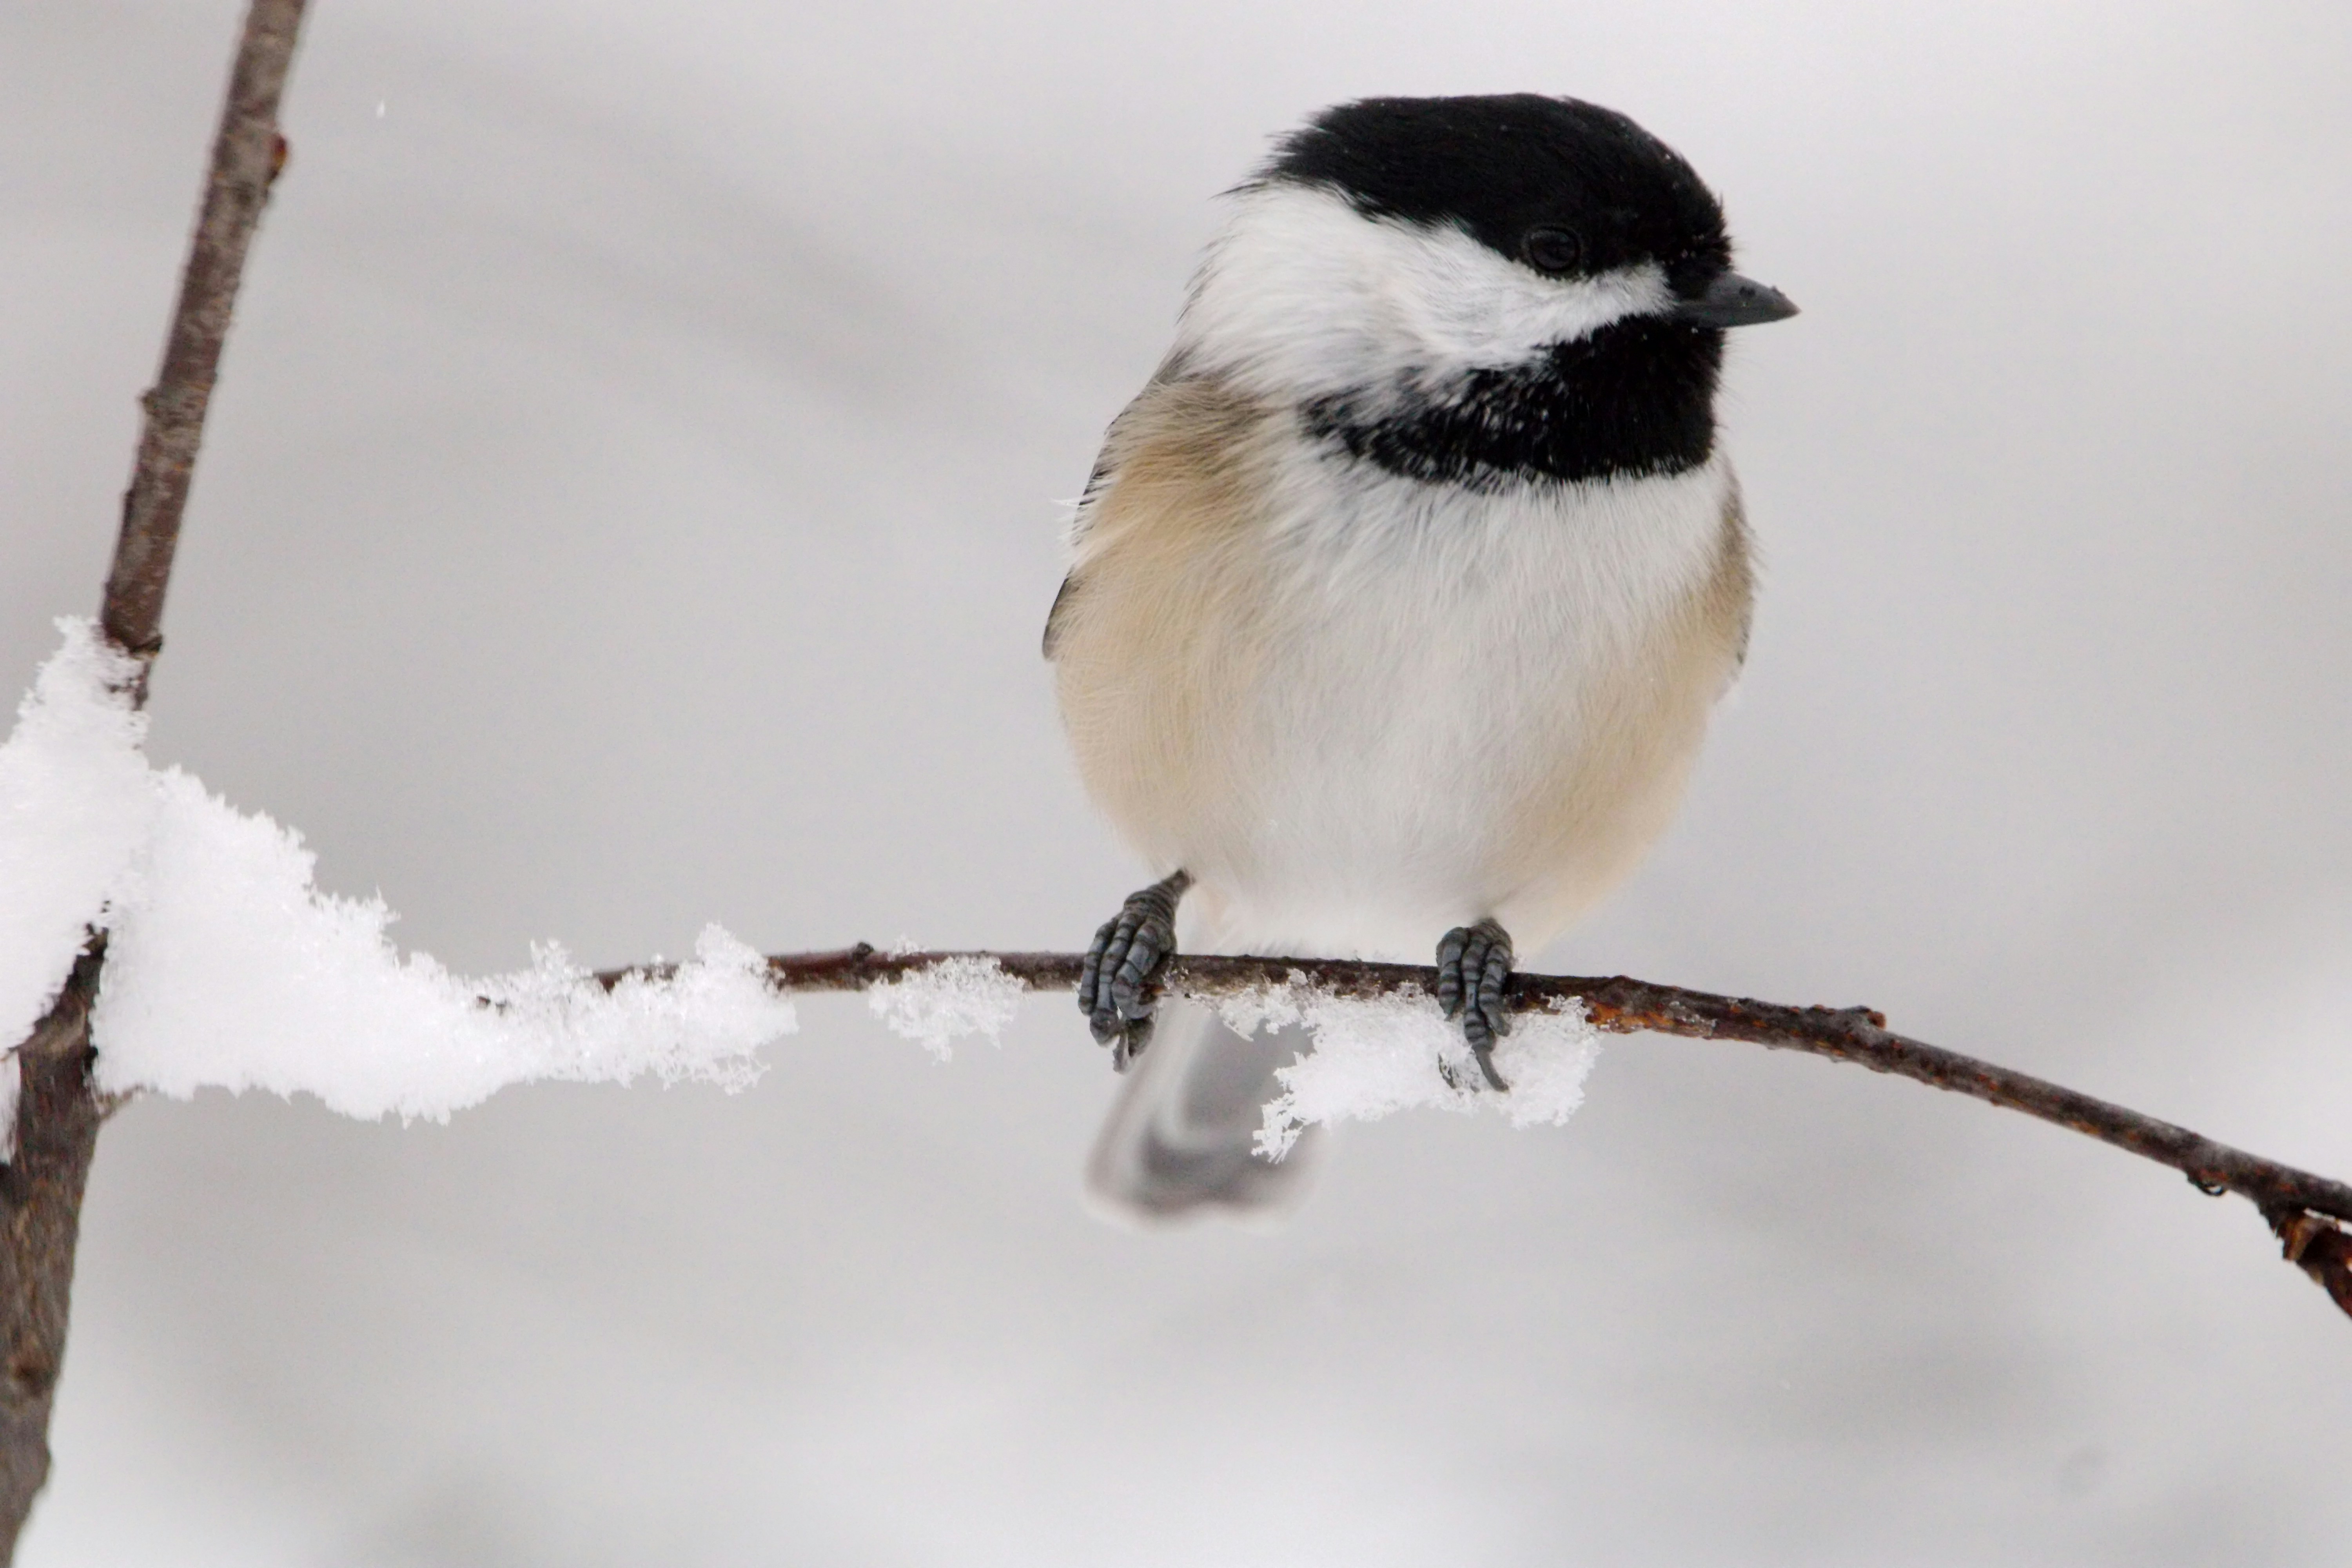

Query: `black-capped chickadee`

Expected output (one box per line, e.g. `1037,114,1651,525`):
1049,95,1796,1221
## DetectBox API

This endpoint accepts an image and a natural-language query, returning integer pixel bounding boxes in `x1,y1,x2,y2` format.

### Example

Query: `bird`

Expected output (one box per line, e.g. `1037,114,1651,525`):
1044,94,1796,1222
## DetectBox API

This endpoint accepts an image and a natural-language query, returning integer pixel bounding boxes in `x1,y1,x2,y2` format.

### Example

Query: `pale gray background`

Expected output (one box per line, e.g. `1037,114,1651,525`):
5,2,2351,1563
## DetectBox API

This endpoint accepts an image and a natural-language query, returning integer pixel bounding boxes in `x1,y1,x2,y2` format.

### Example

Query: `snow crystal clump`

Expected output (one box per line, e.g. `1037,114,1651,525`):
1213,975,1601,1160
0,619,154,1049
866,955,1024,1058
91,763,794,1117
0,619,795,1120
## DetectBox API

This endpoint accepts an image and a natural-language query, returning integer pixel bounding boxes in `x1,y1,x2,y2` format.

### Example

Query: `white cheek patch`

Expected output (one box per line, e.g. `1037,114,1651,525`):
1176,182,1673,403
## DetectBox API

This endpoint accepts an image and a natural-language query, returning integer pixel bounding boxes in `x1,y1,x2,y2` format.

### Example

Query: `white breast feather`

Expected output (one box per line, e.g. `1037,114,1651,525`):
1185,445,1734,959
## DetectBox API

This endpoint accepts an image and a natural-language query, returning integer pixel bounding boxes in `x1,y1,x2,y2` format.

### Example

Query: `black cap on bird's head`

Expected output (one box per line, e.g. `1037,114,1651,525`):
1264,94,1796,329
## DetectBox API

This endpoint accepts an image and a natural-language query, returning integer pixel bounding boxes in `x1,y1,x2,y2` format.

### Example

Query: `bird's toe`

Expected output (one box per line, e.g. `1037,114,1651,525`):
1436,918,1514,1091
1078,871,1191,1064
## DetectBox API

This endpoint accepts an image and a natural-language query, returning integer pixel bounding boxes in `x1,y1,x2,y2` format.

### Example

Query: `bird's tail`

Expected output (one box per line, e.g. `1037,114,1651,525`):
1085,1001,1323,1225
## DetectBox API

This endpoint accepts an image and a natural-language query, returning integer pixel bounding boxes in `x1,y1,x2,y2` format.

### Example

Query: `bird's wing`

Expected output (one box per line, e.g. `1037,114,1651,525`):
1041,571,1081,661
1715,475,1759,690
1044,358,1205,662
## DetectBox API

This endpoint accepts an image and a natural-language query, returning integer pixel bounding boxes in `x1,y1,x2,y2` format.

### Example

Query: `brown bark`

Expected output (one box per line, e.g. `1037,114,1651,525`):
0,2,309,1555
598,946,2352,1324
0,950,105,1565
102,0,307,664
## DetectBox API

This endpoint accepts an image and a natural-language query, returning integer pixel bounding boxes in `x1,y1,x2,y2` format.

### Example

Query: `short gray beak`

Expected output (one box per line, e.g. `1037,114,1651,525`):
1674,271,1799,328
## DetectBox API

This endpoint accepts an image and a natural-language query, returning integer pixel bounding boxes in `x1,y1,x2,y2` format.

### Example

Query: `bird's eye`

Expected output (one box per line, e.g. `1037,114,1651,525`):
1520,227,1586,275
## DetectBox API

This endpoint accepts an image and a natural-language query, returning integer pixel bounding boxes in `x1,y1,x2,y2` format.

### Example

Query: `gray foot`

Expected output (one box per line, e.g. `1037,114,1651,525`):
1078,871,1192,1071
1436,918,1514,1091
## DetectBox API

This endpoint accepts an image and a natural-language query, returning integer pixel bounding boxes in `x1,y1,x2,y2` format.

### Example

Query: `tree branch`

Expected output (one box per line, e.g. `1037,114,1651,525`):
102,0,306,664
0,3,308,1556
601,945,2352,1325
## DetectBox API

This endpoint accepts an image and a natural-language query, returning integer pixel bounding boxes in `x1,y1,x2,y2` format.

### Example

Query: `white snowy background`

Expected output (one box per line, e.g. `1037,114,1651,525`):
5,1,2352,1562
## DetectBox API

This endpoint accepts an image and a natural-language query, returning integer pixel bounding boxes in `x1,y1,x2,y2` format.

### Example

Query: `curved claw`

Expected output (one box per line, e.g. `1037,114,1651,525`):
1077,871,1191,1064
1436,918,1515,1091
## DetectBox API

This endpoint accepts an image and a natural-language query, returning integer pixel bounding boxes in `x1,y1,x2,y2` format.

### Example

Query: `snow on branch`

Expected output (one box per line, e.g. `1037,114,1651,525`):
0,622,152,1054
0,623,794,1120
849,949,1602,1154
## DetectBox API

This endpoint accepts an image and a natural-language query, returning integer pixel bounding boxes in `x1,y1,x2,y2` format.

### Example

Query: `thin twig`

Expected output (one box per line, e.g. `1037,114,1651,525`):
102,0,305,664
0,3,308,1557
595,945,2352,1324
